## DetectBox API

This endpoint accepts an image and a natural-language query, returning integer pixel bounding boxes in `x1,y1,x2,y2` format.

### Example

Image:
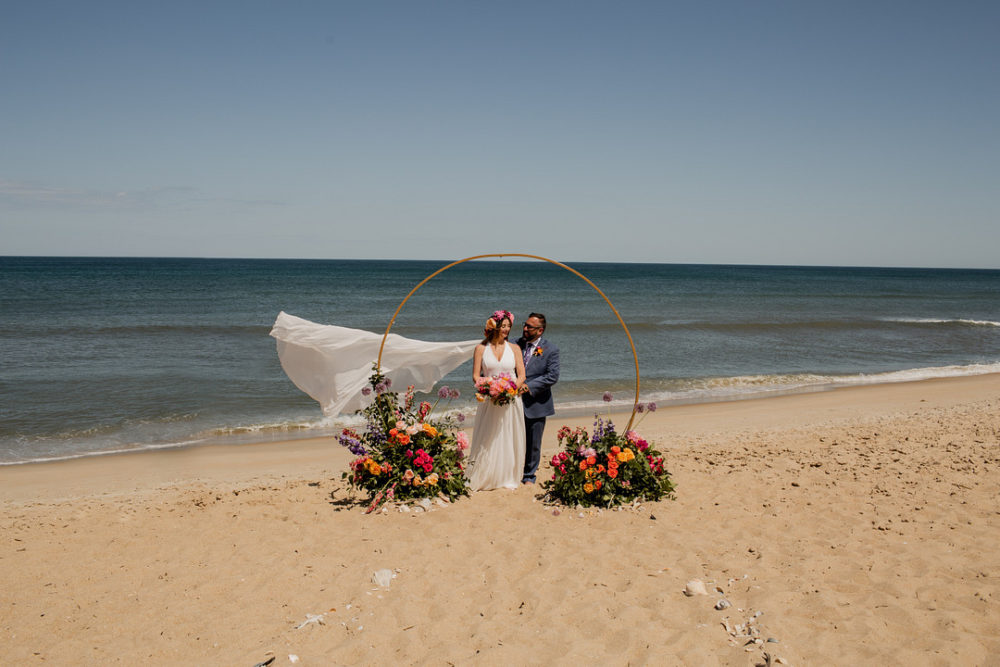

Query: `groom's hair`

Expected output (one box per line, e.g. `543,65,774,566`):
528,312,547,331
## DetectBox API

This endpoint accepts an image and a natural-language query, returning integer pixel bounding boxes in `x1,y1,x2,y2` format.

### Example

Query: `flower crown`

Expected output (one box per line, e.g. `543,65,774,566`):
484,309,514,336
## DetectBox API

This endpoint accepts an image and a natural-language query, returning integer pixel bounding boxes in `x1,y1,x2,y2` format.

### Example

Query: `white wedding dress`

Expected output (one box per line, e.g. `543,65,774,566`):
467,342,526,491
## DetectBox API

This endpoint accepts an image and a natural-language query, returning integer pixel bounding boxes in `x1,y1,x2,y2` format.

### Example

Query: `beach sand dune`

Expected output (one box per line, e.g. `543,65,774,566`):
3,374,999,665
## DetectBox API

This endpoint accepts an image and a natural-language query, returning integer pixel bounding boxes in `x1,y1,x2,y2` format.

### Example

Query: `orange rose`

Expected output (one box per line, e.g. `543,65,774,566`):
608,468,618,479
583,482,594,493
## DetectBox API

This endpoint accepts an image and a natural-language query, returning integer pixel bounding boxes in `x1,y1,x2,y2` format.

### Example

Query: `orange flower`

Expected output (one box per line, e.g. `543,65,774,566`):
594,480,603,490
611,445,621,454
422,423,439,438
586,455,597,466
583,482,594,493
608,468,618,479
579,461,588,471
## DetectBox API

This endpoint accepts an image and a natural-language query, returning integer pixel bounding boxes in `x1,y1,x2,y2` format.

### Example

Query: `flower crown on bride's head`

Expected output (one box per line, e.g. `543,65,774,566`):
484,309,514,337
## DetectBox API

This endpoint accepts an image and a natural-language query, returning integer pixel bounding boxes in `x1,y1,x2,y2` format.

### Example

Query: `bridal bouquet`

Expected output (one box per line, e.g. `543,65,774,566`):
475,373,520,406
339,368,470,511
543,408,675,508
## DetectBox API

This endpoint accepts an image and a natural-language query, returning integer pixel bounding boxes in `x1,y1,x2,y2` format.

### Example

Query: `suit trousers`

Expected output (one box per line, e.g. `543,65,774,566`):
522,416,547,482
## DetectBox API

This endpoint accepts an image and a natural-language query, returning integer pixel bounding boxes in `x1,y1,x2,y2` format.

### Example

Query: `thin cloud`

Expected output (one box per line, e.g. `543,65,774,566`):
0,180,285,210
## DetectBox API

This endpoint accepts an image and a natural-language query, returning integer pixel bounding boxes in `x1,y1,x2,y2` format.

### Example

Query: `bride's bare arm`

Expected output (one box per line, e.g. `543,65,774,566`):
472,344,485,383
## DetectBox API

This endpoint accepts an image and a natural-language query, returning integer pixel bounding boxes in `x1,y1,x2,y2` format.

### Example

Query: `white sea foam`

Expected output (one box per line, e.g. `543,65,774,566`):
882,317,1000,327
555,362,1000,415
0,438,210,466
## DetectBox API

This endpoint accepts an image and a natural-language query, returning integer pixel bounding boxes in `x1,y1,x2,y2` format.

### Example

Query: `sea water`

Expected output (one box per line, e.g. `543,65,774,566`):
1,257,998,464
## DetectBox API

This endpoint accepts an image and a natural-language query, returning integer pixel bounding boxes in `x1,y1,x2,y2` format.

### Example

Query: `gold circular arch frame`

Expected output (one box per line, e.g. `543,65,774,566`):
377,253,642,430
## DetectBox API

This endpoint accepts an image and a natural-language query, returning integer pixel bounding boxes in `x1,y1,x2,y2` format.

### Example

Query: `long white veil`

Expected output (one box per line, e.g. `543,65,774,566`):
270,312,479,416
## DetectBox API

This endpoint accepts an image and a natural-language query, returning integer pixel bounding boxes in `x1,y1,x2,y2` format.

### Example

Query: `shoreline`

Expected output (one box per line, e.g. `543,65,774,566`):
6,361,1000,469
3,371,998,503
3,371,999,663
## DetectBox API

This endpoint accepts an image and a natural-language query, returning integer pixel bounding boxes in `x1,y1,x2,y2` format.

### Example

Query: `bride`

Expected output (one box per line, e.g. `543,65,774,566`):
467,309,527,490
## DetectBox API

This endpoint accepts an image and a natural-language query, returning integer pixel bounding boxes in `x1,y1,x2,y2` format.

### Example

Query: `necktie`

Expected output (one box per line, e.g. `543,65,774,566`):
523,344,532,364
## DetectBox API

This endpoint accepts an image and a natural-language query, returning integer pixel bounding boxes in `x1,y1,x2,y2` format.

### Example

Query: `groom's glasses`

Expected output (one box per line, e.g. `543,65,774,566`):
522,323,543,331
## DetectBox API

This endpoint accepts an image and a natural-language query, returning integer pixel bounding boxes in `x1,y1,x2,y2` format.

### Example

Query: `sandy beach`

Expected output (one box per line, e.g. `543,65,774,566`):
3,374,999,665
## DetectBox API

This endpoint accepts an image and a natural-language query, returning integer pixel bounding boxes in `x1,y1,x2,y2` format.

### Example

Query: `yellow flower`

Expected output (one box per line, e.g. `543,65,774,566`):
422,423,439,437
365,459,382,475
425,473,439,485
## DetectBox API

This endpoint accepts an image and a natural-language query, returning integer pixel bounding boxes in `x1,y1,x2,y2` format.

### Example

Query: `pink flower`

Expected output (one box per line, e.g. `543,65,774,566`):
456,431,469,450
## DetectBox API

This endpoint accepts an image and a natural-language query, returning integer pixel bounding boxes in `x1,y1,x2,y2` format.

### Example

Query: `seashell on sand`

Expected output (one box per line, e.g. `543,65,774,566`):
684,579,709,596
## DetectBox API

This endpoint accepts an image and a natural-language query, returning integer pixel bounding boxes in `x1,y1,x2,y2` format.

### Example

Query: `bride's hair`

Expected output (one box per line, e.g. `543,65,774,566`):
483,309,513,342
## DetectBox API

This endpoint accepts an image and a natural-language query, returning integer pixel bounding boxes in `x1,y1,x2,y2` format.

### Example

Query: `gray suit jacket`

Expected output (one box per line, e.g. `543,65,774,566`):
516,336,560,419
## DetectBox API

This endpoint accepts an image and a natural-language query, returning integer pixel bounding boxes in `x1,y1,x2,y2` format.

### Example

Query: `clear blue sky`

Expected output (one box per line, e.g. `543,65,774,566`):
2,1,998,267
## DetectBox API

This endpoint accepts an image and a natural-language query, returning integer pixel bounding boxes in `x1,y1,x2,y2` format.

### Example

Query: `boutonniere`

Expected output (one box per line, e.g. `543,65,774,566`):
533,347,544,357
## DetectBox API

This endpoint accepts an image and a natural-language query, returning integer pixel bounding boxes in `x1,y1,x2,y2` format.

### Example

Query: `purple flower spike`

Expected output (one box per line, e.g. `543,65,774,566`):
603,391,613,402
647,402,657,412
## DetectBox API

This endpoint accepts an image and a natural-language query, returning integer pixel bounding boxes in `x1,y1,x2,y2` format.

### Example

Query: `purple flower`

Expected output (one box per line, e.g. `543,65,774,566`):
603,391,613,402
647,402,657,412
361,386,372,396
383,378,392,389
449,388,461,399
438,386,451,399
374,382,386,394
338,431,366,456
635,403,645,414
456,413,466,422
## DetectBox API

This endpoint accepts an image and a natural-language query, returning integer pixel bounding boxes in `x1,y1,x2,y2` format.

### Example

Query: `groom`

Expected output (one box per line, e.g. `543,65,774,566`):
516,312,560,484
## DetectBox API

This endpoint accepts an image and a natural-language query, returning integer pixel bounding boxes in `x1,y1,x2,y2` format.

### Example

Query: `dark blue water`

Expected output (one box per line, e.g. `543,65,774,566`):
2,257,998,464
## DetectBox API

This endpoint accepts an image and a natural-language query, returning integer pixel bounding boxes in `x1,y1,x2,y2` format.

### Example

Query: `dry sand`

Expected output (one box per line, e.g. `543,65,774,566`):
3,374,999,665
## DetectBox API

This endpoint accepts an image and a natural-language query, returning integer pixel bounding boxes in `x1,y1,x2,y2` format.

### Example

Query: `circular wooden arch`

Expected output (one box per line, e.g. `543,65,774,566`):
377,253,642,430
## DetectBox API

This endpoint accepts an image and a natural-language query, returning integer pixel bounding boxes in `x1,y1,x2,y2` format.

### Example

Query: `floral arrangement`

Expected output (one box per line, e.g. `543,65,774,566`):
475,373,520,406
340,368,470,511
543,397,674,507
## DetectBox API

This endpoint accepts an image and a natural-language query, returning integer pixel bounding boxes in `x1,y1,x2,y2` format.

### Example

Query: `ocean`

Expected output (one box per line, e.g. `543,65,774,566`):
1,256,998,465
